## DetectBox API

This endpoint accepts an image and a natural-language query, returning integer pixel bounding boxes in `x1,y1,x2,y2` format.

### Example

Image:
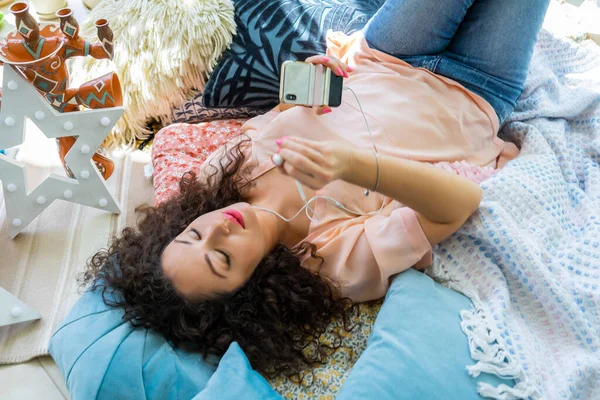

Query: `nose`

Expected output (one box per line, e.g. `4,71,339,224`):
205,218,230,241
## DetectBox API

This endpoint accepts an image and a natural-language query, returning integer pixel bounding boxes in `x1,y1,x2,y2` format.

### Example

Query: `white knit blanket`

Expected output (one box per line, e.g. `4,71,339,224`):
428,30,600,400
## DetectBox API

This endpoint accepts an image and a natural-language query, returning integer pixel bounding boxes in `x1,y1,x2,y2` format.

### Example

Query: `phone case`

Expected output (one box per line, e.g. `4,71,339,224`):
279,61,343,107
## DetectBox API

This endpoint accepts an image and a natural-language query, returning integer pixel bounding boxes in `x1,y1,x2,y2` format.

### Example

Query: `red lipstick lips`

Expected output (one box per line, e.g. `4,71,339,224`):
223,210,245,229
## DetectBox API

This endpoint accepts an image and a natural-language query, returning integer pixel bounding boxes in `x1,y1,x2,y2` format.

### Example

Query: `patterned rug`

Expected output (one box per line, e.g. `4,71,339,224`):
0,125,154,363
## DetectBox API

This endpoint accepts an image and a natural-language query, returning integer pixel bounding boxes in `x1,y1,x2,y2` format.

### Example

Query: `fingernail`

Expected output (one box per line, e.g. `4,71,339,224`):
343,71,349,78
322,107,332,114
336,67,342,76
276,138,283,146
276,147,281,154
321,56,330,62
347,66,353,72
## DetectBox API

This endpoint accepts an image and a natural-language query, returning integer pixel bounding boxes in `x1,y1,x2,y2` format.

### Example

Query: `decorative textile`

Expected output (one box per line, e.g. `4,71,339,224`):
202,0,384,109
428,31,600,399
68,0,236,149
336,270,511,400
193,343,281,400
50,285,216,400
268,301,381,399
151,120,246,205
171,91,269,125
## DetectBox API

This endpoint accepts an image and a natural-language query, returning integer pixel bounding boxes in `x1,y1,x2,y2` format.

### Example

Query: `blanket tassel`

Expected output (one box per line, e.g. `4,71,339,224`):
447,285,540,400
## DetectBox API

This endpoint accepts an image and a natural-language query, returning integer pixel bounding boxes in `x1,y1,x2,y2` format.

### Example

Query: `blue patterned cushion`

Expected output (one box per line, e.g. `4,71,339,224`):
172,91,269,124
202,0,384,109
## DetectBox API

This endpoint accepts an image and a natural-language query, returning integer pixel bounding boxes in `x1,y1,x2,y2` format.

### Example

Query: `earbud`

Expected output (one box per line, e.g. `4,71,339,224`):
272,153,284,166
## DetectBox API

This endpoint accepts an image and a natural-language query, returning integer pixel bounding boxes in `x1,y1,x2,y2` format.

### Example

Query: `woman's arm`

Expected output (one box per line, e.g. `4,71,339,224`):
275,138,482,246
345,148,482,244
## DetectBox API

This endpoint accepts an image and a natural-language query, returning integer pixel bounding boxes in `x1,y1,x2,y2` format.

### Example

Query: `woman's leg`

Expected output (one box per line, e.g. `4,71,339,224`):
362,0,475,63
437,0,550,123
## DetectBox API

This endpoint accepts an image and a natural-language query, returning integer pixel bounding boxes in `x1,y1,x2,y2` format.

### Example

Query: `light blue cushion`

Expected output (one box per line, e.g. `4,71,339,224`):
193,342,282,400
49,288,217,400
337,269,513,400
50,269,511,400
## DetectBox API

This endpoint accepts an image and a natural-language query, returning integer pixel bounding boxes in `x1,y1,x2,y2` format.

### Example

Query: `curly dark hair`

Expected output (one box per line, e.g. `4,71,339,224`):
80,138,356,378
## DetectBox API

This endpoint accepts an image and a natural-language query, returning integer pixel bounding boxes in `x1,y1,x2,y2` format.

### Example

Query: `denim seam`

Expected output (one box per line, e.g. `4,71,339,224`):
431,55,443,74
441,53,523,94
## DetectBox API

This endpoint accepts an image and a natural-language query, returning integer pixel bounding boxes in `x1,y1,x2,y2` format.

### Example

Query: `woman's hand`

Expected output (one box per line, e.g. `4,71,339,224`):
304,54,352,115
304,54,351,79
273,136,355,190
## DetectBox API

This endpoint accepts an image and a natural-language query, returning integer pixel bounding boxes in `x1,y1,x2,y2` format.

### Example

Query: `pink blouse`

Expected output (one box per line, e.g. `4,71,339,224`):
203,31,516,302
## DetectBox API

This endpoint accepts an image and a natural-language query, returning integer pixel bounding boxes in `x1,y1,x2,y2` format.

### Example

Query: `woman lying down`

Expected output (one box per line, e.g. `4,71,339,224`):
83,0,548,379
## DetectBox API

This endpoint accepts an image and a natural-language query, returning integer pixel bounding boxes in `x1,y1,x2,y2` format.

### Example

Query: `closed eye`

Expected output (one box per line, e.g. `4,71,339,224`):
190,228,201,239
189,228,230,269
217,250,231,269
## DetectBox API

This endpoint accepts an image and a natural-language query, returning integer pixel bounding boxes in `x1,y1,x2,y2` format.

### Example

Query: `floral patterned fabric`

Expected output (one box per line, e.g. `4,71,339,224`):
152,120,247,205
267,301,382,399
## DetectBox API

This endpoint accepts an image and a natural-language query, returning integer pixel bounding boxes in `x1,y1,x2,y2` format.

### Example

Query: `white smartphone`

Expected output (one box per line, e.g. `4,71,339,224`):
279,61,344,108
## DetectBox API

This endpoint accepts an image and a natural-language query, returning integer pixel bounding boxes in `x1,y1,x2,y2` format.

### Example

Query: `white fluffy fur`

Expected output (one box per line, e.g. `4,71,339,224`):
68,0,236,149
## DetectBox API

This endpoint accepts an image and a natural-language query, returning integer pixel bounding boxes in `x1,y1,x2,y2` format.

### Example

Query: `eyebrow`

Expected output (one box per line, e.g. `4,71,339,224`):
205,254,227,279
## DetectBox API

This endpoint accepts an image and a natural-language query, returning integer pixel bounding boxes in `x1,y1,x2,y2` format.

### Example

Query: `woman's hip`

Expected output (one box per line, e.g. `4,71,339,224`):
396,54,520,125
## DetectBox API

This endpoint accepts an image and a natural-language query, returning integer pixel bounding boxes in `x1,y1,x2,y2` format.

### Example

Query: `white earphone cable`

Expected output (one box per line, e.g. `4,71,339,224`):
253,84,385,222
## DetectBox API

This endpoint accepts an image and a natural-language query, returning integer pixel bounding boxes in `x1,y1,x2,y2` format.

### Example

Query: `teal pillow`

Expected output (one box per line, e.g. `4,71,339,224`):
337,269,513,400
192,342,281,400
49,288,217,400
50,269,512,400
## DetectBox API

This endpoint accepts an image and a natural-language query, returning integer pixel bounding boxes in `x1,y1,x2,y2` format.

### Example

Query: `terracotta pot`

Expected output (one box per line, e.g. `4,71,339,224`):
57,136,115,180
10,2,40,46
56,8,79,39
76,72,123,109
2,3,118,181
95,19,114,60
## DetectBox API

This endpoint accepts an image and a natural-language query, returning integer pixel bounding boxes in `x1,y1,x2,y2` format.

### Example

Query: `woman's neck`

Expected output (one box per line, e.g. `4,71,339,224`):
248,170,314,248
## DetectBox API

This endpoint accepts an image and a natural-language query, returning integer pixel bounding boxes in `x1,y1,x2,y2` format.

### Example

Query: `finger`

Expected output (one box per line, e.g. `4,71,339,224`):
315,106,333,115
279,148,331,182
305,55,349,78
284,136,328,152
279,138,327,166
281,162,325,190
305,54,339,71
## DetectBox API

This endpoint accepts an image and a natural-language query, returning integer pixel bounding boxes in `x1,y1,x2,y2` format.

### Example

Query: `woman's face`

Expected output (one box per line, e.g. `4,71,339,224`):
161,202,270,299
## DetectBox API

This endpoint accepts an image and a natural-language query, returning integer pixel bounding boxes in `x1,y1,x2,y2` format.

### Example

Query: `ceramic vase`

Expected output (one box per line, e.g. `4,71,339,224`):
56,8,80,39
95,18,114,60
77,72,123,109
10,2,40,47
0,2,120,180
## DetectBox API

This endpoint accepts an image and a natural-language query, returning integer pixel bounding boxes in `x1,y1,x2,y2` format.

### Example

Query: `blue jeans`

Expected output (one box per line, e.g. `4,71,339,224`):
363,0,550,125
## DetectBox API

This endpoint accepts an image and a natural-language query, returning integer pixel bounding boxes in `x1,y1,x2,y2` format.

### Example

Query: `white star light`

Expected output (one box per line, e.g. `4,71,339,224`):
0,287,41,327
0,65,124,238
